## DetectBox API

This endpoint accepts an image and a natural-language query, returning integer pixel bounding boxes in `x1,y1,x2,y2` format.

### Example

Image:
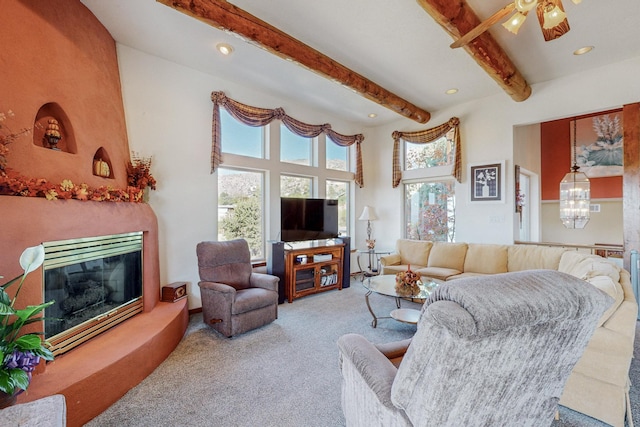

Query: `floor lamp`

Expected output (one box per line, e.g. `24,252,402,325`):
358,205,378,250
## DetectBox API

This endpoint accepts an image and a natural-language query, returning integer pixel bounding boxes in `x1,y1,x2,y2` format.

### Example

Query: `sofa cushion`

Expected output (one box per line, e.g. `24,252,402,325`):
463,244,508,274
507,245,567,272
397,239,432,267
416,267,462,281
558,251,621,283
383,265,417,276
427,242,467,271
587,275,624,327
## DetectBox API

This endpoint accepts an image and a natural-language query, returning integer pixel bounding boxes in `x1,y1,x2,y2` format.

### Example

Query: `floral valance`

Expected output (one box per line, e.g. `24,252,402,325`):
211,91,365,187
391,117,461,188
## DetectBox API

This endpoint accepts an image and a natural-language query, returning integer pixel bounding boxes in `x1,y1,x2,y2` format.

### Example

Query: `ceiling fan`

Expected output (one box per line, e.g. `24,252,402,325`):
451,0,581,49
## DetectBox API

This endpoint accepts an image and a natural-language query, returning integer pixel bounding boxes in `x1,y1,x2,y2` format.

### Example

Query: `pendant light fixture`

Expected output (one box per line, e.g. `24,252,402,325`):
559,118,590,229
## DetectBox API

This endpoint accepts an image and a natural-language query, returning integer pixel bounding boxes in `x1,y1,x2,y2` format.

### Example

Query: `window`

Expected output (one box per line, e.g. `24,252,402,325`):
217,168,264,258
281,175,312,198
281,124,312,165
327,140,348,171
404,130,455,171
219,115,356,255
220,109,263,158
326,180,349,237
405,180,455,242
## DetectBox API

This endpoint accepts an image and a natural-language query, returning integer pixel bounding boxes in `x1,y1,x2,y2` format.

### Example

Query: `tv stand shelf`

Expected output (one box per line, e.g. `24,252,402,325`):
284,244,344,303
267,241,350,304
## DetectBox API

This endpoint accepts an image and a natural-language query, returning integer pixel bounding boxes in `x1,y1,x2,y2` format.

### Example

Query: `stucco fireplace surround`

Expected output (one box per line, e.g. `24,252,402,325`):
0,197,188,427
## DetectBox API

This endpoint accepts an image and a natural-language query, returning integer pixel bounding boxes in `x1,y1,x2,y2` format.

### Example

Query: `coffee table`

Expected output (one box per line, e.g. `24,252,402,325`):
362,274,442,328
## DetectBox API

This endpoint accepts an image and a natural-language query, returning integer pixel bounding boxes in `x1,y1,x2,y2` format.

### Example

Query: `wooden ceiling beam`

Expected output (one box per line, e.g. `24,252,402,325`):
156,0,431,123
416,0,532,102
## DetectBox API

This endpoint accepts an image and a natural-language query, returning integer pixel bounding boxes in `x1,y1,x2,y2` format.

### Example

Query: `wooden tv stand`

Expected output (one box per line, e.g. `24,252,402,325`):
284,244,344,302
267,238,351,304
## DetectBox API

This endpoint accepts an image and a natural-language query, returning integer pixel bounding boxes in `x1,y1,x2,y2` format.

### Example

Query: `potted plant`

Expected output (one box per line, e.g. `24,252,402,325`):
0,244,55,407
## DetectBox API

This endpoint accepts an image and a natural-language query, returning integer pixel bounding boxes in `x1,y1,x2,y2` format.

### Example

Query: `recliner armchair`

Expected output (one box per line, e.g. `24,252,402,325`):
337,270,613,427
197,239,279,337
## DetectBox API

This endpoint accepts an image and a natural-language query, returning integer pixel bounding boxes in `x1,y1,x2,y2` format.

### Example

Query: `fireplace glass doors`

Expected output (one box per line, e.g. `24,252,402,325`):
43,232,144,356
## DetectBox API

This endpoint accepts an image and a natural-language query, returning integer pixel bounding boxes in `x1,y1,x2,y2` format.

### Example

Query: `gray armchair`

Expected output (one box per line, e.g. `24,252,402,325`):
337,270,613,427
197,239,279,337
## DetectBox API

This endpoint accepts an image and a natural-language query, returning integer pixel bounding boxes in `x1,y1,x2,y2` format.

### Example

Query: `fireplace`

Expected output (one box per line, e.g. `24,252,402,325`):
43,232,144,356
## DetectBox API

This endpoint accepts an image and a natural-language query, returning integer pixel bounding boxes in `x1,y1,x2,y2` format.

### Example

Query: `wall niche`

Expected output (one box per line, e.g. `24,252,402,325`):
92,147,113,178
33,102,77,153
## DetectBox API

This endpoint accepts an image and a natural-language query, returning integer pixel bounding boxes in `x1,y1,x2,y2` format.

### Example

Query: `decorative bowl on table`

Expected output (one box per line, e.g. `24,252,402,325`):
395,266,422,297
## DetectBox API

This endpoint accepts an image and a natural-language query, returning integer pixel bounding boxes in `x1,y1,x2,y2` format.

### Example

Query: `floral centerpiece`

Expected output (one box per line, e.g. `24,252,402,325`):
395,265,422,297
0,245,55,406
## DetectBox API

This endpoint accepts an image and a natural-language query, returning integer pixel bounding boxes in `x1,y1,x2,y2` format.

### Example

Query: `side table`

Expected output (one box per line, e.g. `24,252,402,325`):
356,248,392,281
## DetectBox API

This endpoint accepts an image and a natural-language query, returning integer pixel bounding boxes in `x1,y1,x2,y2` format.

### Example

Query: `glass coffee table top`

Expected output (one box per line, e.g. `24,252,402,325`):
363,274,442,299
362,274,443,328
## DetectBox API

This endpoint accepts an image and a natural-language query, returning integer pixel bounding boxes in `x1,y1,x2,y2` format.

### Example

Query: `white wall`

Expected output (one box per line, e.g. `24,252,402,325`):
118,41,640,309
541,200,623,245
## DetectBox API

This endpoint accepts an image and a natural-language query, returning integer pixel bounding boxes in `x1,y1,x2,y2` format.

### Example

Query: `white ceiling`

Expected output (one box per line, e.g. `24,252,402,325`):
81,0,640,126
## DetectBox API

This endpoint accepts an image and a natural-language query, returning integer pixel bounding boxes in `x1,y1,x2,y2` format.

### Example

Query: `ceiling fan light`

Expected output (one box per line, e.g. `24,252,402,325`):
515,0,537,13
502,12,528,34
542,4,567,29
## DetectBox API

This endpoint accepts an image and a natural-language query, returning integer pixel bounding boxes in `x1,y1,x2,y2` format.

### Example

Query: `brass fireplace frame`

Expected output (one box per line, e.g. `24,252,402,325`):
42,232,144,356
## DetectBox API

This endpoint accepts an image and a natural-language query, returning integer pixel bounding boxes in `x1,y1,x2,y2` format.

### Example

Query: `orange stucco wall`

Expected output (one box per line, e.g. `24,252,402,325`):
541,111,623,200
1,1,187,425
0,0,129,189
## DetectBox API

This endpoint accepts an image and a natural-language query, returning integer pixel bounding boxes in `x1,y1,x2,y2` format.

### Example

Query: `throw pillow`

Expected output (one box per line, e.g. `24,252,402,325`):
587,275,624,326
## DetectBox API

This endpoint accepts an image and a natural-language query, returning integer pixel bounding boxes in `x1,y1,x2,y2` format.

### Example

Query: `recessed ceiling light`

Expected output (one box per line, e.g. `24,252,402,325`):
216,43,234,55
573,46,594,55
368,113,377,118
445,88,459,95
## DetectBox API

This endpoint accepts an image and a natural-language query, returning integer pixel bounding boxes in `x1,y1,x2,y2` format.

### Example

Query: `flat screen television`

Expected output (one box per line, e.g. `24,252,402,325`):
281,197,339,242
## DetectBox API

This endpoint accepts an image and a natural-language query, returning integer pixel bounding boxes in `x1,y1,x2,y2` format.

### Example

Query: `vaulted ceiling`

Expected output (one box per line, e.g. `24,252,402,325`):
82,0,640,126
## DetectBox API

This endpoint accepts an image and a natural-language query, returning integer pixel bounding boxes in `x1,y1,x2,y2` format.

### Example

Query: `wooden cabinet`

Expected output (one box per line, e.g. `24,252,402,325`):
284,244,344,303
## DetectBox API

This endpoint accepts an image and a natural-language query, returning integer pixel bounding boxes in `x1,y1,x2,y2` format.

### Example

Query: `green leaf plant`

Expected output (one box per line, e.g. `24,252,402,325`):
0,245,55,396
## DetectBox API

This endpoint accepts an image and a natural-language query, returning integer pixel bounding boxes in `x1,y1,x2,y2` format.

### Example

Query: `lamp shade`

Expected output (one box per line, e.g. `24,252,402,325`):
358,206,378,221
515,0,537,13
503,12,528,34
542,2,567,29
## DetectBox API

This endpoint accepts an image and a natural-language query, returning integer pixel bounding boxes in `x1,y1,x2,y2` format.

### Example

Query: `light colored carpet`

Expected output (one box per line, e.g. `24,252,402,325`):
86,279,639,426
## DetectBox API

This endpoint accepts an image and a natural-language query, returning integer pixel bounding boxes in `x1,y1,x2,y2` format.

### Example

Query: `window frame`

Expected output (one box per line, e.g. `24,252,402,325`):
218,120,356,261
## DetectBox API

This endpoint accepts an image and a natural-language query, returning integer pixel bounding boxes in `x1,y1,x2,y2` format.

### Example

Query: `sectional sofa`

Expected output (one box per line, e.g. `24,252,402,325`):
380,239,637,427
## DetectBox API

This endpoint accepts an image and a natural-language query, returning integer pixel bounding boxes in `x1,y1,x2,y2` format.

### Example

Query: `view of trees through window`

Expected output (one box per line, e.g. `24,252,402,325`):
326,180,348,236
405,181,455,242
405,131,455,171
217,168,264,258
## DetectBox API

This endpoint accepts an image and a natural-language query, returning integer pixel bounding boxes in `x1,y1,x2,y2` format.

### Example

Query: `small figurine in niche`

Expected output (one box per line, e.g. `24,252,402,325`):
44,118,61,150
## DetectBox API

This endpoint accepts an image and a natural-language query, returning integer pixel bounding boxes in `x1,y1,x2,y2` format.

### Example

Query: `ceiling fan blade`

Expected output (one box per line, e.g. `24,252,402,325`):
450,2,516,49
536,0,570,41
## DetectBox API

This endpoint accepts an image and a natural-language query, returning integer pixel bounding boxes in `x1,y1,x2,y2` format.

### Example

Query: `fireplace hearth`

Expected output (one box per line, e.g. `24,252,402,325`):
43,232,144,356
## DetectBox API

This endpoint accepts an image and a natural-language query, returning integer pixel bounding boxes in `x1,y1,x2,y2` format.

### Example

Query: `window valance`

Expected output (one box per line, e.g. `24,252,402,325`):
391,117,461,188
211,91,365,187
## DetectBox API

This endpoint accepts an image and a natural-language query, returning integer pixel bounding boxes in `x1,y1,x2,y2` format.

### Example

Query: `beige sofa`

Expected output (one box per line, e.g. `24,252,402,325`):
380,239,638,427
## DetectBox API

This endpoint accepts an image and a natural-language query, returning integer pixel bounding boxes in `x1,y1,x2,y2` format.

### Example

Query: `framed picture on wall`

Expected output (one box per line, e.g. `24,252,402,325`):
573,111,623,178
470,162,502,202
